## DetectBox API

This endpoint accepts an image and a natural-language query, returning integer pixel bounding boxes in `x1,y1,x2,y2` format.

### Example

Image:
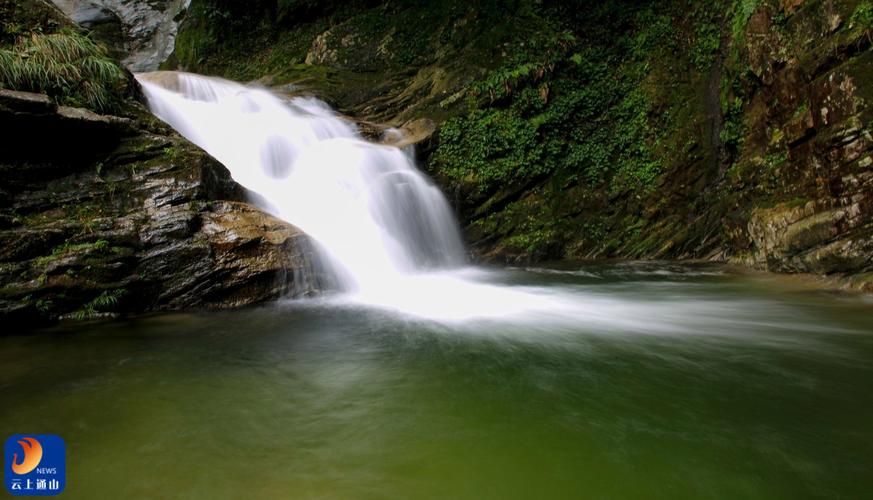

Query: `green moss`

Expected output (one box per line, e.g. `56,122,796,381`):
763,150,787,170
731,0,760,41
176,0,332,78
849,1,873,32
174,4,220,69
33,239,112,267
418,1,733,259
785,197,810,208
432,3,687,201
720,96,747,152
792,101,809,118
434,108,546,195
32,254,57,267
0,0,69,44
505,229,558,256
692,21,722,71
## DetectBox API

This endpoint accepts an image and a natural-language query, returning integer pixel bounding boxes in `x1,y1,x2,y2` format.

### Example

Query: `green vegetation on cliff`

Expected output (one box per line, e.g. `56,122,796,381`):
0,29,130,113
170,0,872,273
172,0,870,286
429,1,725,259
171,0,733,260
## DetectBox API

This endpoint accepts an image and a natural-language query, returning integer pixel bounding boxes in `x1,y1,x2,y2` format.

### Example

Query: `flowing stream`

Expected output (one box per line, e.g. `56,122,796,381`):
2,263,873,498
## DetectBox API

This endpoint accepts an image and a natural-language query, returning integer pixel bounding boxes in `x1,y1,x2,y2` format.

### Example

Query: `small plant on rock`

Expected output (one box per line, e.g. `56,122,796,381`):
72,288,126,320
0,29,130,113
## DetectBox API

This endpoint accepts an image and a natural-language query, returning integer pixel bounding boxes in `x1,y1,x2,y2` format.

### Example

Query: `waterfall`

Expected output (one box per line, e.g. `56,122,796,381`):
136,71,597,322
136,72,467,296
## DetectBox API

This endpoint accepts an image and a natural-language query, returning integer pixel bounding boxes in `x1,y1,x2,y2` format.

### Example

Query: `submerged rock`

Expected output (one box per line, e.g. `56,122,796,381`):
0,89,321,327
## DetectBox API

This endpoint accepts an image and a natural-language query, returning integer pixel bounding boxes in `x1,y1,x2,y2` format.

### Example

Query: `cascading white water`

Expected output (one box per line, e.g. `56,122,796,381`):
137,72,466,293
137,71,577,321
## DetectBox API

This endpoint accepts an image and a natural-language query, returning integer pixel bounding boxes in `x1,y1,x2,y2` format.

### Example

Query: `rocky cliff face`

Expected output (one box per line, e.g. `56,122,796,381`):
0,89,321,326
721,1,873,289
170,0,872,291
50,0,190,71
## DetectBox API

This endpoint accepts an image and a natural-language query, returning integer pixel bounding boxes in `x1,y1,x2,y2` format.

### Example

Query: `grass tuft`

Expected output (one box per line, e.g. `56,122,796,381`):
0,29,130,113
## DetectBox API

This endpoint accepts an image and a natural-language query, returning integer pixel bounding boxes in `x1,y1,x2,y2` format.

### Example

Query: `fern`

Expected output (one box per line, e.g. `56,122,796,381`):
72,288,126,320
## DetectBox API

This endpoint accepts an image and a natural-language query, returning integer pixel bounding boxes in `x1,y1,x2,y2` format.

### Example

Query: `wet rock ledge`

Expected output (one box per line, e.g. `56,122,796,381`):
0,89,319,327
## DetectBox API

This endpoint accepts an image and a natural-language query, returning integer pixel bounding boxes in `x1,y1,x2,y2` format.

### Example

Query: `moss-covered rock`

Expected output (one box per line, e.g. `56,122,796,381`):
718,0,873,288
0,87,321,327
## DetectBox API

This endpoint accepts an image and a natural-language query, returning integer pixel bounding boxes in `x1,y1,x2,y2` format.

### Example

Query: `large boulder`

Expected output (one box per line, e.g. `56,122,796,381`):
0,89,322,328
50,0,191,71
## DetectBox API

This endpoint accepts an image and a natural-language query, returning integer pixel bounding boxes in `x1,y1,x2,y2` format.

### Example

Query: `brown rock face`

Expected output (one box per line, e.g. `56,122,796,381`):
0,89,321,327
780,0,805,14
198,202,323,308
723,1,873,290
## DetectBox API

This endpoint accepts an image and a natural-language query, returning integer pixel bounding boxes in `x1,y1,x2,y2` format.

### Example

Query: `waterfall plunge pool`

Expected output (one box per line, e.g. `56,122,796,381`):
3,262,872,499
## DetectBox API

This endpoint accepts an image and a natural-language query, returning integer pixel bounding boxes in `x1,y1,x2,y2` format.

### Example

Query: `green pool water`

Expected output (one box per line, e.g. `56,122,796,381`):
2,263,872,499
